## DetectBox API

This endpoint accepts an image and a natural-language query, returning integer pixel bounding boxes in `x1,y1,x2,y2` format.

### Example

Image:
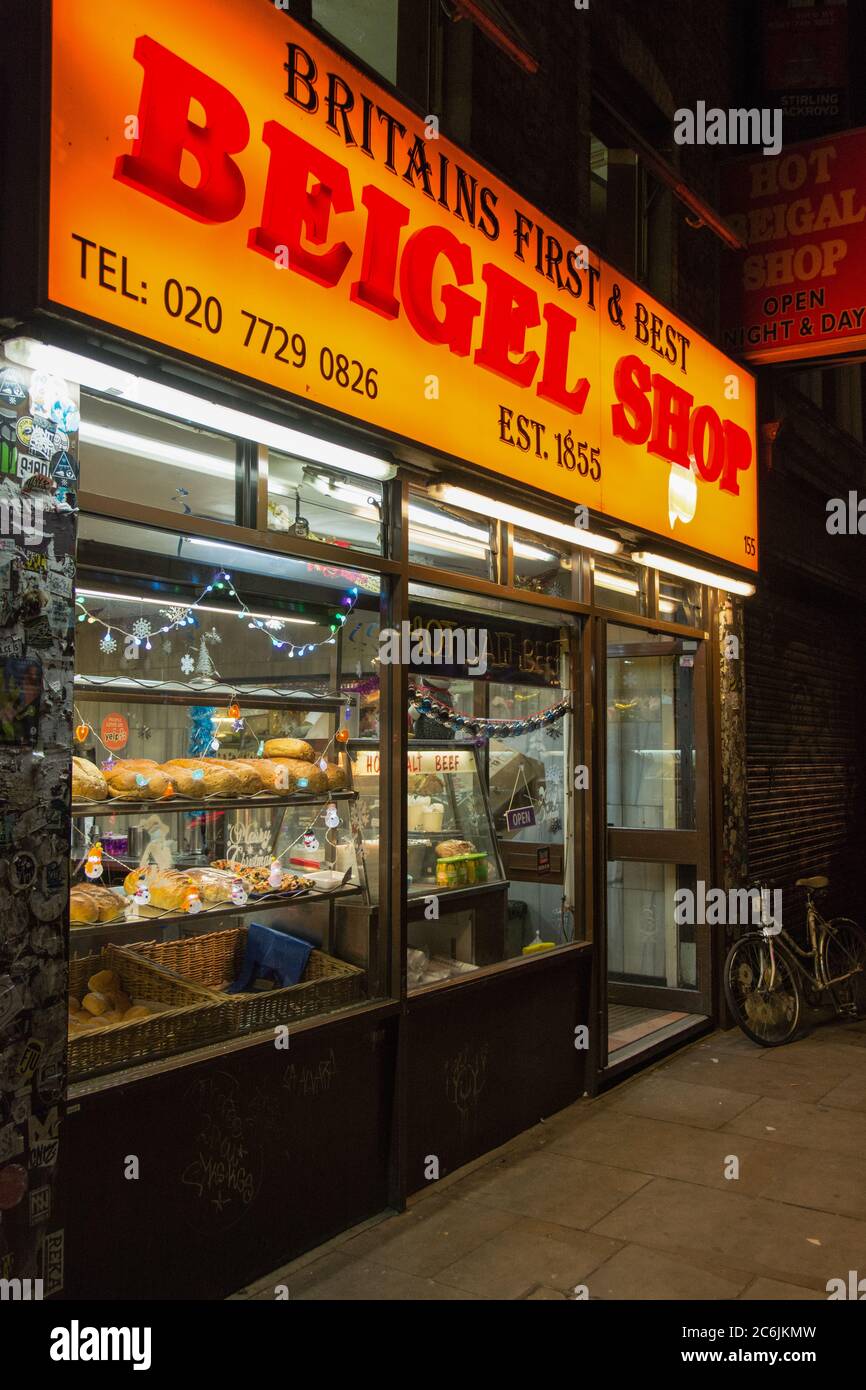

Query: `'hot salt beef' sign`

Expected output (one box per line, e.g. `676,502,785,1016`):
47,0,757,571
720,127,866,364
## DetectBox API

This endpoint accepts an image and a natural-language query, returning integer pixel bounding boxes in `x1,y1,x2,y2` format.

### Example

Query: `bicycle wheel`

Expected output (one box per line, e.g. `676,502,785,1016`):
724,933,801,1046
822,918,866,1017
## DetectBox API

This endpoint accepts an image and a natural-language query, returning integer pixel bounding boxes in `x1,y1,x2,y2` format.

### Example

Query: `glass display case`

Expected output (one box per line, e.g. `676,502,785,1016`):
347,740,509,989
68,524,383,1079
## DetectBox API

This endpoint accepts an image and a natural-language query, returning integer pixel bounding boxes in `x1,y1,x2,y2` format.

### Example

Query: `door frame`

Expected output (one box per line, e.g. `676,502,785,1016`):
596,615,714,1069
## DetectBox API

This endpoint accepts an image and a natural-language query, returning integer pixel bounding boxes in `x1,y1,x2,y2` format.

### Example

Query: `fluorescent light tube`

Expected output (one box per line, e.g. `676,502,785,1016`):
79,420,236,477
75,587,316,625
427,484,621,555
5,337,395,481
631,551,756,597
594,571,639,595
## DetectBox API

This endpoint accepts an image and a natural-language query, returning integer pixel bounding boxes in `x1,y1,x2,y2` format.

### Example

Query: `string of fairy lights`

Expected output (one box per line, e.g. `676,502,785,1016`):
75,569,360,663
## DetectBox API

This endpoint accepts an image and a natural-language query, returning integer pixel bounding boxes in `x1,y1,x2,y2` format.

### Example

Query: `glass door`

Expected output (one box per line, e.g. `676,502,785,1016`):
603,622,711,1065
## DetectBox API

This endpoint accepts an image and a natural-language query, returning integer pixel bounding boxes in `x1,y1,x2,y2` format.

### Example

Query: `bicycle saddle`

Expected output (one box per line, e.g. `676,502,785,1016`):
796,875,828,890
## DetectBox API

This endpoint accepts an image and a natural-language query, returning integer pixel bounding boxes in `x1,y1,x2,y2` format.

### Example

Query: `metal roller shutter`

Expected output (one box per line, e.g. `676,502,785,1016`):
745,590,866,929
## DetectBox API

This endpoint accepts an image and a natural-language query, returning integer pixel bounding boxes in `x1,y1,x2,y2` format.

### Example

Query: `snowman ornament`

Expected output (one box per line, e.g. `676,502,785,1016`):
268,860,283,890
84,844,104,880
230,878,248,907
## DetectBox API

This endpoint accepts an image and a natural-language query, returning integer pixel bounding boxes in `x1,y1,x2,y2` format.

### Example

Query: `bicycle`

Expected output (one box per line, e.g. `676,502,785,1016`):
724,876,866,1047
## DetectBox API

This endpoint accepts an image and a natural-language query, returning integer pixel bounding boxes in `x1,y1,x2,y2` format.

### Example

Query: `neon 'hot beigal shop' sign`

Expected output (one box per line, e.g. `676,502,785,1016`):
46,0,758,571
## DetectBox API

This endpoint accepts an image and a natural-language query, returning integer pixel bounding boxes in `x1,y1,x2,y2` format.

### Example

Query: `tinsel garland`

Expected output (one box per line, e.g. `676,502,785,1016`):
409,684,570,738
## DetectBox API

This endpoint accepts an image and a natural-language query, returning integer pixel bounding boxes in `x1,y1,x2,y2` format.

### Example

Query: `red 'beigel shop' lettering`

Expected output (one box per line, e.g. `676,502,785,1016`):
114,35,591,416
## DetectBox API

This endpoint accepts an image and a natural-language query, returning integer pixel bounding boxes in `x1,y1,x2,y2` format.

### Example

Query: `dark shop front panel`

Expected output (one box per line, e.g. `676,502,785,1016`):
405,948,592,1193
61,1014,396,1300
745,590,866,927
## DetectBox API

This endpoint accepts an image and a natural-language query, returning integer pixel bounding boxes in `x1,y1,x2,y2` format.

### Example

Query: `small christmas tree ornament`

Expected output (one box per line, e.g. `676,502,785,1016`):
335,728,350,744
302,832,320,851
75,723,89,743
268,859,283,890
227,701,240,720
183,887,202,914
84,844,104,880
230,879,248,907
324,804,340,829
133,883,151,907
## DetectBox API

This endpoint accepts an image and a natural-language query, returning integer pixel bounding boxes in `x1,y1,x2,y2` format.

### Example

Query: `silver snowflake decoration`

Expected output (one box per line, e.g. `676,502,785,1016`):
160,605,193,627
180,654,195,675
99,632,117,655
132,617,152,640
266,619,284,632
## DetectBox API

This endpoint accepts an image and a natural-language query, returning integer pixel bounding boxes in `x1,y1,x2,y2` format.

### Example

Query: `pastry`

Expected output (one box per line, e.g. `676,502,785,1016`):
162,759,242,798
72,756,107,802
263,737,315,762
325,763,346,791
103,760,170,800
210,860,314,893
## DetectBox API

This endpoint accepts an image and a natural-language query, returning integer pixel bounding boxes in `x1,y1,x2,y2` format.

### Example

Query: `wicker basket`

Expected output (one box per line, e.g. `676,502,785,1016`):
67,945,220,1079
120,927,364,1033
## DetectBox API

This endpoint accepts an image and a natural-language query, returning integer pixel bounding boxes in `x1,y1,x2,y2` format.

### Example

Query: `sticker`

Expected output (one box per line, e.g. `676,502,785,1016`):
17,1037,44,1081
100,712,129,750
0,1163,28,1210
43,1228,64,1296
9,850,37,892
42,859,63,894
15,417,69,461
0,974,24,1030
28,1184,51,1225
28,1111,60,1173
0,370,26,406
51,452,77,486
536,847,551,875
0,1122,24,1164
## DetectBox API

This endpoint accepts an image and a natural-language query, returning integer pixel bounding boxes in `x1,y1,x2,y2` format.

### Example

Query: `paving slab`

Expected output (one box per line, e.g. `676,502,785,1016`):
659,1046,854,1104
609,1073,760,1128
591,1175,866,1287
432,1217,622,1299
452,1147,651,1229
724,1096,866,1157
337,1193,519,1276
739,1277,827,1301
586,1242,750,1300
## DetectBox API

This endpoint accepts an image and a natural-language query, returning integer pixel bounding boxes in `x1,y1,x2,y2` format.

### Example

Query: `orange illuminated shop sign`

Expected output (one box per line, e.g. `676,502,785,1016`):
47,0,757,571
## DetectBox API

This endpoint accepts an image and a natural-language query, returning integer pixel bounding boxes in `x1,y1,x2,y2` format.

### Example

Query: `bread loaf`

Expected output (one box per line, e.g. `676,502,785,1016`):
435,839,476,857
104,760,169,800
242,758,287,791
162,759,242,798
209,758,265,795
72,756,107,802
325,763,346,791
263,737,315,762
273,758,328,793
124,865,231,910
70,886,99,924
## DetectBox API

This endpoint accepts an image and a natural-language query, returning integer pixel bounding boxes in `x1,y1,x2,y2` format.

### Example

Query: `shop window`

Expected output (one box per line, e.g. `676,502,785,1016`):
267,451,384,553
606,624,697,832
608,861,698,990
592,555,647,614
659,576,702,627
408,491,496,580
70,516,388,1080
395,583,580,988
589,128,673,301
312,0,399,84
78,393,238,523
512,526,574,598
